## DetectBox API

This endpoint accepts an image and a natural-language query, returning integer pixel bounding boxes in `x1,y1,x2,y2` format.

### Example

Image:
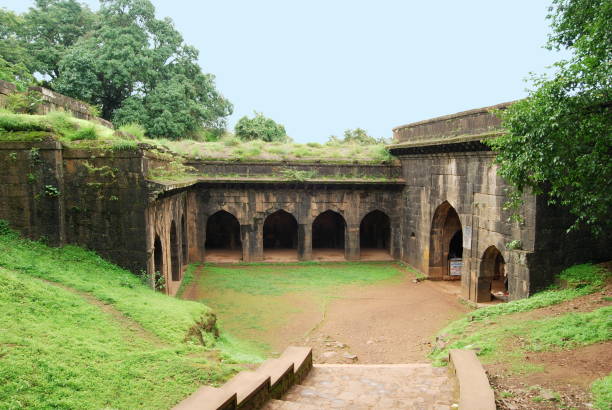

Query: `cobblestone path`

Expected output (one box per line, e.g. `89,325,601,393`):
264,363,457,410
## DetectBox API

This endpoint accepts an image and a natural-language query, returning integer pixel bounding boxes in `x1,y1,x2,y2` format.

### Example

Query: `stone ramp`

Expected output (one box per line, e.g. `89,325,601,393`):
263,363,456,410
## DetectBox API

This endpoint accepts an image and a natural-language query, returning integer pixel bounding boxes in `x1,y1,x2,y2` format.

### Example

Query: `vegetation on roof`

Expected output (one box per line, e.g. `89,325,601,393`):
0,110,396,165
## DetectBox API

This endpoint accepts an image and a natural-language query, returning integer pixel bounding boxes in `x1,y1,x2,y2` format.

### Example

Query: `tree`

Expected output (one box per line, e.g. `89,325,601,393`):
234,112,288,142
54,0,231,138
328,128,384,145
0,9,34,90
487,0,611,234
22,0,95,81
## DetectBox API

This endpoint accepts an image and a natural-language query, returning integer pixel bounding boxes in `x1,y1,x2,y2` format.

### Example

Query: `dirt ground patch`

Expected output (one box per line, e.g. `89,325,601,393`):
490,342,612,409
181,262,468,363
486,278,612,409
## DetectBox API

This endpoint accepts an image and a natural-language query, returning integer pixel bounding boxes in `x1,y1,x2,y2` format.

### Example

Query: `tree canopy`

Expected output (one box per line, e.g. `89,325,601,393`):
0,0,232,139
488,0,611,234
234,112,288,142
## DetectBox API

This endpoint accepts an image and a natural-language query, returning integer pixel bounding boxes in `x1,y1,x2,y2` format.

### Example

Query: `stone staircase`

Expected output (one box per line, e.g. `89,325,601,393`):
263,364,455,410
174,347,465,410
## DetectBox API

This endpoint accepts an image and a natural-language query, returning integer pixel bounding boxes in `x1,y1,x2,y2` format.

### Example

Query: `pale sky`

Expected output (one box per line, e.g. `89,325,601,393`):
2,1,565,142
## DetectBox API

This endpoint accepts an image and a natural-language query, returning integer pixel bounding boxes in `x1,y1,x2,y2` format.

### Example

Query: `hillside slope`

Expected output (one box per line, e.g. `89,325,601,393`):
0,224,261,409
430,263,612,409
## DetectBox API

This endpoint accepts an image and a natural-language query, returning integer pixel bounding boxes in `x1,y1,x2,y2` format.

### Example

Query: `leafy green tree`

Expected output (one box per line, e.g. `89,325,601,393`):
234,112,288,142
54,0,231,138
22,0,95,81
0,9,31,72
328,128,383,145
487,0,611,234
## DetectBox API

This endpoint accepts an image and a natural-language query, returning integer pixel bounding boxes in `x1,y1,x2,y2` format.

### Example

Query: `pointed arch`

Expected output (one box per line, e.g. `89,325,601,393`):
312,210,346,249
170,221,180,281
477,246,506,302
312,210,346,260
181,214,188,262
263,209,298,261
205,210,242,262
153,234,164,291
359,210,391,259
429,201,463,278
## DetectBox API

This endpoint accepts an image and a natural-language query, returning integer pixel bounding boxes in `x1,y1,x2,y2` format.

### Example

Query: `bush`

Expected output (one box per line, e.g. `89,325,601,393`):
5,91,43,114
118,123,146,139
68,125,98,141
234,112,287,142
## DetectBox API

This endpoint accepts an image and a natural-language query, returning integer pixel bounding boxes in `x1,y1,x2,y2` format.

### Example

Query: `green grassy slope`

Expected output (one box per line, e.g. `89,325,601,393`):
429,263,611,409
0,227,261,409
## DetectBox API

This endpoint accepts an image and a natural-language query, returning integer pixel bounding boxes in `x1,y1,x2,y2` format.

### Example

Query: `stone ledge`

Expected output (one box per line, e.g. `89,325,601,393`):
448,349,495,410
173,346,313,410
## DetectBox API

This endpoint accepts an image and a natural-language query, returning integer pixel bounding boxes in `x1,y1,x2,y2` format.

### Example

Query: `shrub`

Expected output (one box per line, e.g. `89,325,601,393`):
68,125,98,141
118,123,145,139
235,112,287,142
306,142,322,148
5,91,43,114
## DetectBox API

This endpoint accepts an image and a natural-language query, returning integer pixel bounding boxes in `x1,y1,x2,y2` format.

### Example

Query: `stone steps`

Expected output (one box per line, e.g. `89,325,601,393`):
173,346,312,410
266,364,456,410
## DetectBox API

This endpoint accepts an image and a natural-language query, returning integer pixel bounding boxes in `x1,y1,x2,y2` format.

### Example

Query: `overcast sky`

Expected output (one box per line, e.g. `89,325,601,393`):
3,1,565,142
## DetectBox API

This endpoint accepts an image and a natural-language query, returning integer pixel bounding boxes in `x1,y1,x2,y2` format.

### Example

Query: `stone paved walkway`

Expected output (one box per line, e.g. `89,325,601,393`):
264,364,457,410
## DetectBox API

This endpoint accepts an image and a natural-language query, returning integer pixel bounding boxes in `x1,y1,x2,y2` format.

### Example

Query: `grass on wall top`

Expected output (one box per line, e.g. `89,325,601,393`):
0,110,395,164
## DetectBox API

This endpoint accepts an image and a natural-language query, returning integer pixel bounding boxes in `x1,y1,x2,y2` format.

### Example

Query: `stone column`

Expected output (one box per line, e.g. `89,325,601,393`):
345,224,360,260
252,219,264,261
298,223,312,261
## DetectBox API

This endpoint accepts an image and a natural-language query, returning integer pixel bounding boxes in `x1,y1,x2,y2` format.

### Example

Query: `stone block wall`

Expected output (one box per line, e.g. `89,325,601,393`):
397,150,535,300
0,139,65,246
62,148,149,273
0,80,113,128
0,140,150,273
185,161,401,179
190,183,402,263
392,102,512,144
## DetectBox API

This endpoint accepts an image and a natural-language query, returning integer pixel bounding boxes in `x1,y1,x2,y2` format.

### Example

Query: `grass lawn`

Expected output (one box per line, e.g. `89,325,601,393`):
0,226,262,409
181,262,405,354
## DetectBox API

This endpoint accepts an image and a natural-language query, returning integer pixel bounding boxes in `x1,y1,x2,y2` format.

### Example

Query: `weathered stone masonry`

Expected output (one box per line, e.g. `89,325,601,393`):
1,99,609,302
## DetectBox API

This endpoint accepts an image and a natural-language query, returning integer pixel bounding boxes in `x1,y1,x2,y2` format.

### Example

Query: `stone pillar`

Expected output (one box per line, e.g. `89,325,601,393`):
252,220,264,261
298,223,312,261
240,224,255,262
345,224,360,261
192,207,206,262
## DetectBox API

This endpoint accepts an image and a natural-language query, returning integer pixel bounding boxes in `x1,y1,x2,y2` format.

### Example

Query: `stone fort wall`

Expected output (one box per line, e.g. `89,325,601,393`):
1,91,608,302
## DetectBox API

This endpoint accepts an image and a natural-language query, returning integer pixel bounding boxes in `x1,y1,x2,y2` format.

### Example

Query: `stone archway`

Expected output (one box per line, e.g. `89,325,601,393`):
153,234,164,292
170,221,180,282
478,246,506,302
181,214,188,262
263,210,298,261
429,201,462,279
312,210,346,260
359,210,392,260
205,210,242,262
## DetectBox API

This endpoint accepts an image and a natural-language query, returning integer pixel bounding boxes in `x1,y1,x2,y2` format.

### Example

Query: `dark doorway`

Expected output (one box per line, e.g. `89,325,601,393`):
170,221,180,281
359,210,392,260
181,214,188,262
205,210,242,262
263,210,298,261
153,234,164,291
479,246,507,302
312,210,346,260
429,201,463,279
